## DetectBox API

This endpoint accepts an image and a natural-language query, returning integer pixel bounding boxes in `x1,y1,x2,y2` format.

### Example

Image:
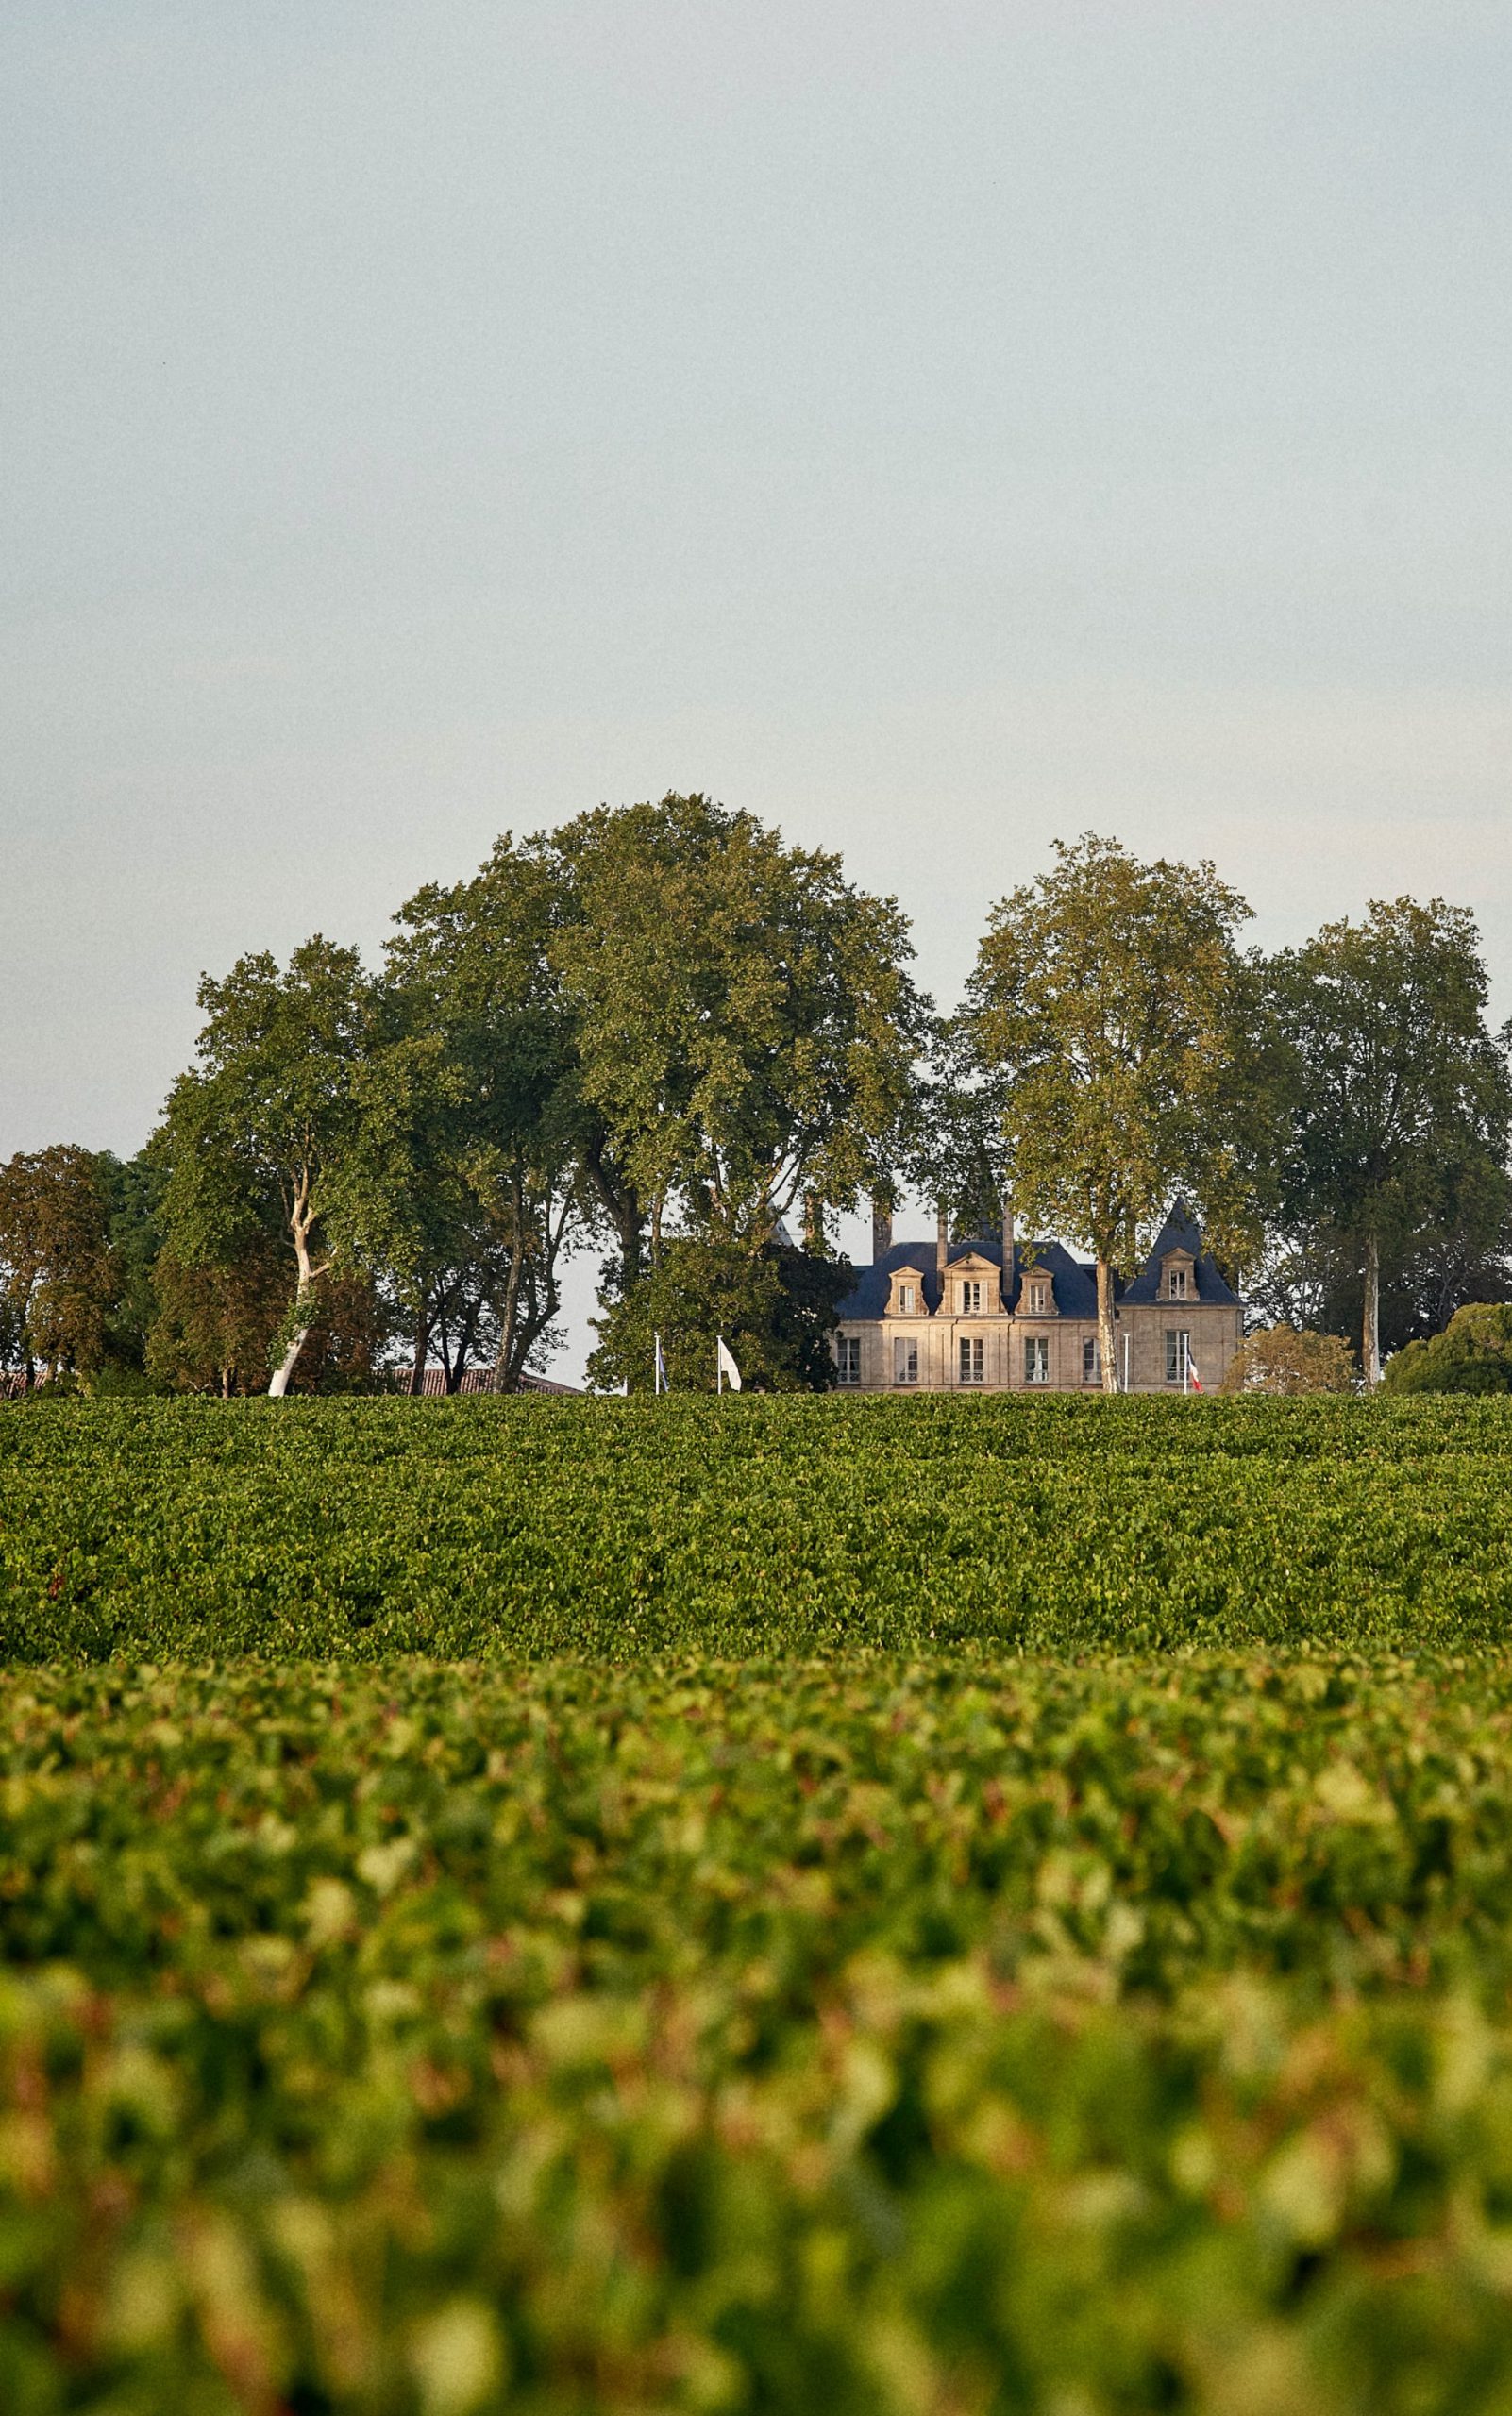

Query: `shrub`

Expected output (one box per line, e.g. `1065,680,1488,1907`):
1382,1300,1512,1394
1221,1323,1356,1394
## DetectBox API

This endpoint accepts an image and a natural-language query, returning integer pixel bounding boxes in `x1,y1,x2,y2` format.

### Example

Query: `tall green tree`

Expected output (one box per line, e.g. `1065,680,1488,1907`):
0,1146,118,1385
1249,1164,1512,1363
94,1149,165,1381
146,1237,290,1397
1400,1149,1512,1337
966,834,1253,1393
550,794,930,1260
155,938,374,1395
1268,898,1512,1384
903,1012,1010,1243
588,1237,851,1393
371,839,588,1391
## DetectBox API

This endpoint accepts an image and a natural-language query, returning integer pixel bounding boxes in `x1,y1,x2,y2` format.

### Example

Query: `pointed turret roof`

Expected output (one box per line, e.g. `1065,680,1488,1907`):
1120,1200,1238,1304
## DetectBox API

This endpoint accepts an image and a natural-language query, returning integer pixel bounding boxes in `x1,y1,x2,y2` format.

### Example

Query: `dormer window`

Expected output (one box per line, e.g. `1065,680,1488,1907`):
899,1283,916,1315
958,1279,983,1314
1166,1267,1190,1300
1025,1280,1048,1317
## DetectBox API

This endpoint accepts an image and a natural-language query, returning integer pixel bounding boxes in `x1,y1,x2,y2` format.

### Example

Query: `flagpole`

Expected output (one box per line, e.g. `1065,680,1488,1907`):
716,1335,723,1396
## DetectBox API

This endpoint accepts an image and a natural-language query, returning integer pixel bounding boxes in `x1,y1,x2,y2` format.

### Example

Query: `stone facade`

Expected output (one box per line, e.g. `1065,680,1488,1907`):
832,1203,1244,1395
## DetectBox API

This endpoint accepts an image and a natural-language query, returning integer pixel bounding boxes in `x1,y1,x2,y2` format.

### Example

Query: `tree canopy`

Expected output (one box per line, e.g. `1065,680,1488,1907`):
550,795,930,1263
0,1148,118,1385
364,838,587,1392
156,938,374,1395
1381,1301,1512,1396
10,801,1508,1401
1268,898,1512,1384
589,1237,851,1394
963,833,1253,1391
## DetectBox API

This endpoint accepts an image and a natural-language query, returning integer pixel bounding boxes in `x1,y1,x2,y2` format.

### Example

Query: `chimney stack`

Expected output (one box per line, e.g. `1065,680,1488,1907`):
870,1194,894,1264
1001,1196,1015,1292
936,1207,949,1279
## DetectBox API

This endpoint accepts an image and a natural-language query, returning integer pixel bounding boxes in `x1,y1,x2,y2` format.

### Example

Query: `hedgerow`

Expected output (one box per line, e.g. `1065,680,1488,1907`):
3,1393,1512,1658
5,1657,1512,2410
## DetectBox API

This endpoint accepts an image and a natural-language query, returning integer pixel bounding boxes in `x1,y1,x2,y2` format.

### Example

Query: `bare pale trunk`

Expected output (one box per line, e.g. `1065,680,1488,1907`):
1098,1258,1118,1396
1362,1232,1381,1387
268,1192,321,1398
268,1326,308,1398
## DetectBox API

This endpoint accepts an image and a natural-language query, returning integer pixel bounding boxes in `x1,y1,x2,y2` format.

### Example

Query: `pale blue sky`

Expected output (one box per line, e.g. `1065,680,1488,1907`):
5,2,1510,1369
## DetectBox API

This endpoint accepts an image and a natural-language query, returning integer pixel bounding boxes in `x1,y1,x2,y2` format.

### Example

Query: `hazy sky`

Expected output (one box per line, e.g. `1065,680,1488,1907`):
5,2,1510,1367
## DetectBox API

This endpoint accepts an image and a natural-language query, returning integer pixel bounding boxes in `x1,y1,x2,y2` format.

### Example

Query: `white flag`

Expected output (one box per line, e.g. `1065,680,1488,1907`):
653,1332,668,1394
716,1336,742,1393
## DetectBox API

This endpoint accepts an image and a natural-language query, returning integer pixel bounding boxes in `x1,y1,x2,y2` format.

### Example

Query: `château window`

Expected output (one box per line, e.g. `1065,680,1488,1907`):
1025,1281,1048,1316
959,1279,983,1314
1083,1336,1100,1384
1165,1329,1192,1385
894,1337,919,1386
959,1336,984,1384
836,1335,862,1386
1167,1267,1190,1300
898,1283,917,1315
1025,1336,1050,1385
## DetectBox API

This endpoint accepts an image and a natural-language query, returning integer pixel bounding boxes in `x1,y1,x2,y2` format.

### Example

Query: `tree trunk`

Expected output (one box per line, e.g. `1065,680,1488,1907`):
406,1306,429,1396
496,1229,525,1394
502,1185,571,1396
581,1140,642,1288
268,1196,320,1398
617,1203,642,1285
436,1298,455,1393
1362,1231,1381,1386
447,1296,480,1393
268,1321,309,1398
1098,1258,1119,1396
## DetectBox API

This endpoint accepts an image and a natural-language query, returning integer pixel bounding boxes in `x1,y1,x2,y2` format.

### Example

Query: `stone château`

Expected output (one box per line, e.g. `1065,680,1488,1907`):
832,1201,1243,1393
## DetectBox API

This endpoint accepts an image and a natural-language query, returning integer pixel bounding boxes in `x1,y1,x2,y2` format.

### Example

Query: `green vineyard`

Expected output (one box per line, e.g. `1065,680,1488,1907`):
7,1399,1512,2409
7,1656,1512,2411
3,1393,1512,1657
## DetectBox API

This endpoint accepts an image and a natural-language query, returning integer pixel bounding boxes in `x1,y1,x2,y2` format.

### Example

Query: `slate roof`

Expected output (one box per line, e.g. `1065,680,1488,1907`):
835,1200,1237,1319
1119,1200,1238,1305
836,1234,1100,1320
